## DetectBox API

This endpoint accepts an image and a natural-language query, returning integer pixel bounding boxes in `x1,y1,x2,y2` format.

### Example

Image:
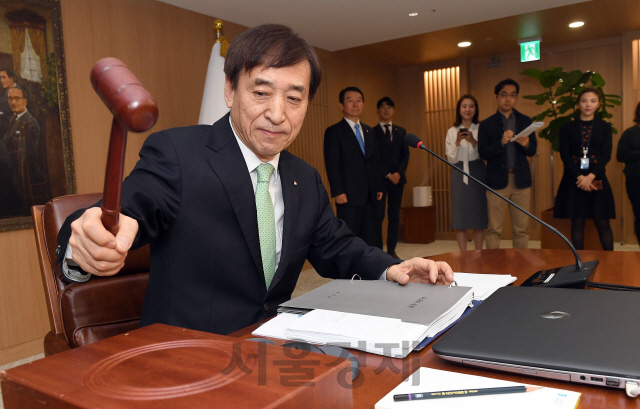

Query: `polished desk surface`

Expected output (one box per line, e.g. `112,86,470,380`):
233,249,640,408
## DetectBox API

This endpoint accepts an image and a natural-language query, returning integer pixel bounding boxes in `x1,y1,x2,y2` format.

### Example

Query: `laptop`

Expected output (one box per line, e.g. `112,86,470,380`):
432,286,640,390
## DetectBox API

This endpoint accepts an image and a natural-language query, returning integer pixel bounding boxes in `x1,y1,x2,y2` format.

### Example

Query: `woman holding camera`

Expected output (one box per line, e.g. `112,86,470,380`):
445,95,487,251
553,88,615,250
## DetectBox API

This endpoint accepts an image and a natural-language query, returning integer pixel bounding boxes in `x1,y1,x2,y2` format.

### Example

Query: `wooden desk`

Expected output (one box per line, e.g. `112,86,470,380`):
232,249,640,408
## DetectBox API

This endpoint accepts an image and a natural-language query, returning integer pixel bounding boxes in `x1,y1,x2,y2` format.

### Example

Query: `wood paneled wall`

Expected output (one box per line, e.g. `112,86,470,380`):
0,0,399,364
423,67,460,235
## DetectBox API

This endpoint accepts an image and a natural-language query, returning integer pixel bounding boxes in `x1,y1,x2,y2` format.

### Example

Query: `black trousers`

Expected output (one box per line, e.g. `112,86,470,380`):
337,197,383,249
379,182,405,252
626,176,640,243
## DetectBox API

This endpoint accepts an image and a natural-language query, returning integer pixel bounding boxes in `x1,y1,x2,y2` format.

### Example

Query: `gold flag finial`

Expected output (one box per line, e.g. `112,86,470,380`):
214,19,228,57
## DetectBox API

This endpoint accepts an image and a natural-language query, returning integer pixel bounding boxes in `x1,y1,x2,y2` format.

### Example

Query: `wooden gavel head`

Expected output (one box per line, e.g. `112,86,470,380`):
90,57,158,132
91,57,159,233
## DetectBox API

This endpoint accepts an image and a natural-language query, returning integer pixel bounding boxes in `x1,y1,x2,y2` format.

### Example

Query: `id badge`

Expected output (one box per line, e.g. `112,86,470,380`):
580,158,589,169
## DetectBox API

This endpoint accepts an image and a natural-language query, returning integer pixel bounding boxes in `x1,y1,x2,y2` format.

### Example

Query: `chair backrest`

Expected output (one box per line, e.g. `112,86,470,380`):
32,194,149,355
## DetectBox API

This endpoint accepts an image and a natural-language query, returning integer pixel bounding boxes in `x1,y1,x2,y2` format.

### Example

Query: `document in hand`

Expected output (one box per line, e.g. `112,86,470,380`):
253,280,473,358
375,367,581,409
510,121,544,143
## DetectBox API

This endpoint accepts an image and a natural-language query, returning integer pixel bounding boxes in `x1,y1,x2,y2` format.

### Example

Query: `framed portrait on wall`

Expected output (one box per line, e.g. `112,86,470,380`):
0,0,75,232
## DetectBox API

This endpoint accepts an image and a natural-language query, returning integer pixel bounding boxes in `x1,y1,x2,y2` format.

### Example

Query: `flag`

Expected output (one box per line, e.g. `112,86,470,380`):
198,41,228,125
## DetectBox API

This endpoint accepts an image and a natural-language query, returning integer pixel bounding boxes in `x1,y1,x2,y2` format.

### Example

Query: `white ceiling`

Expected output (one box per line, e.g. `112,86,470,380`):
157,0,590,51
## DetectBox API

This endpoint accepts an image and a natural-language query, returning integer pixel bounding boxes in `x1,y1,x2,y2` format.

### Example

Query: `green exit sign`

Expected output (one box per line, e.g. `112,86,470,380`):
521,40,540,62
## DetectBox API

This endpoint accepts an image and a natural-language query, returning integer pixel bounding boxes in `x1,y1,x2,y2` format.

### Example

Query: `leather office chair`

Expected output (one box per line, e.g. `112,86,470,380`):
32,193,150,356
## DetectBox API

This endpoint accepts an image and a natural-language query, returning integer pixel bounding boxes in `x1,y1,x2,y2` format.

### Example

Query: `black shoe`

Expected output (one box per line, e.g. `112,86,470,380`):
387,250,400,259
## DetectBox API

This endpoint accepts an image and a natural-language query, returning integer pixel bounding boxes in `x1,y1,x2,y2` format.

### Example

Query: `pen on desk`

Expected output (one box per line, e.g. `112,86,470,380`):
393,385,541,401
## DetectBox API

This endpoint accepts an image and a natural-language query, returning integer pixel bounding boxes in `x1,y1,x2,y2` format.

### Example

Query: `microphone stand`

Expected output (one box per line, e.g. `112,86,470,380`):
406,134,598,289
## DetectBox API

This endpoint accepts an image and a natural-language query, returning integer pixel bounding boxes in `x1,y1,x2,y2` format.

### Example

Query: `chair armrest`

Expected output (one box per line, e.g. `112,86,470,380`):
44,331,71,356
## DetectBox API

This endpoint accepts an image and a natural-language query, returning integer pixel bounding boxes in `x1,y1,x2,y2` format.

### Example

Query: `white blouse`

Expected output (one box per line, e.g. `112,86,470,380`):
445,123,480,184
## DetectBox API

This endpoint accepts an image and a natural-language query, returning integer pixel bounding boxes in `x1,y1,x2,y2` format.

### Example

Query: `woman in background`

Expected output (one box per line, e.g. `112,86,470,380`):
617,101,640,244
554,88,615,250
445,95,487,251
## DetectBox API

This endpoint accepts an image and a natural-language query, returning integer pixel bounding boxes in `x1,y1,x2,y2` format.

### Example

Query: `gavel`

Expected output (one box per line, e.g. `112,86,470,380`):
90,58,159,232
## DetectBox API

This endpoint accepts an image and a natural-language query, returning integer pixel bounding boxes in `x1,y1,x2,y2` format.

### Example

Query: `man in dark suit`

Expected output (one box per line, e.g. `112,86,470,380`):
323,87,384,248
0,68,17,139
373,97,409,258
58,25,453,336
3,87,42,215
478,78,537,249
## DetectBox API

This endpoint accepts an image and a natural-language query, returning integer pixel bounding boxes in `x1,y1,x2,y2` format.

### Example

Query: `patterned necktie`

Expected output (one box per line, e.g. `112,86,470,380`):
354,123,365,155
384,124,392,146
255,163,276,289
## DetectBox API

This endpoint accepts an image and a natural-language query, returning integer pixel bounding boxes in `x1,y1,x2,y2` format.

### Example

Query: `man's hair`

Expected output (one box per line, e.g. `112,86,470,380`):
454,94,479,126
224,24,322,101
10,86,26,99
377,97,394,109
494,78,520,95
0,68,15,81
339,86,364,104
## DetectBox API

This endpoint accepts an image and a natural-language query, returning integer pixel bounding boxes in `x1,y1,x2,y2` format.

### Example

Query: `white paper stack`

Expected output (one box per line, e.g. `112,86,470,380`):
453,273,516,300
253,288,473,358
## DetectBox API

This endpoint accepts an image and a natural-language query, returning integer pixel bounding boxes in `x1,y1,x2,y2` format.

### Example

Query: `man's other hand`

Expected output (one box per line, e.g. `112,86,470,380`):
69,207,139,276
386,257,454,285
502,130,514,145
335,193,348,204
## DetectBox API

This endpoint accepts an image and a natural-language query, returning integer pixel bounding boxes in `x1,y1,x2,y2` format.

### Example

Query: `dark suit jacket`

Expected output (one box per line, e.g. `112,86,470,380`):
3,110,42,212
323,119,384,205
57,114,398,335
478,109,537,189
373,123,410,184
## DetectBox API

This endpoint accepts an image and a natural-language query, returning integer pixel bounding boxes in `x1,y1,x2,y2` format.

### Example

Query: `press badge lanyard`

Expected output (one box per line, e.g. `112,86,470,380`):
580,121,593,170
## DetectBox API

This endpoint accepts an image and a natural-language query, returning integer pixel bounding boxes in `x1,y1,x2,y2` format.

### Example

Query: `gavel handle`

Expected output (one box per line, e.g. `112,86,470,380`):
101,118,127,233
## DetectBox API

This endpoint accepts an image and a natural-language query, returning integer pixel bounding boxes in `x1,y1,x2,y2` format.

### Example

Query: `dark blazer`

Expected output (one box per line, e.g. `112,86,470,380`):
373,123,410,184
323,119,383,205
478,109,537,189
3,110,42,213
57,114,398,335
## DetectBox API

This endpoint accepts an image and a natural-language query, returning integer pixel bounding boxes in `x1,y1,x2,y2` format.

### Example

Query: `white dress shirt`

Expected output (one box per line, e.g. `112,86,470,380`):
230,117,284,271
343,117,365,147
445,123,480,185
378,121,393,142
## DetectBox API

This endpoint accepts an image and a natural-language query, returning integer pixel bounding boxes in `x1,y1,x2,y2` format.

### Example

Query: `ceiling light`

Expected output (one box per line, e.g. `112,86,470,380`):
458,41,471,48
569,21,584,28
409,12,418,17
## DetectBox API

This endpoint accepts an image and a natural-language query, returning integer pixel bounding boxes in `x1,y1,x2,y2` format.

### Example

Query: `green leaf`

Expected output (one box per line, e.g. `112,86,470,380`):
604,94,622,99
521,68,542,79
591,72,605,87
554,84,572,96
605,98,622,106
556,95,575,104
578,71,593,84
567,70,583,86
540,71,558,88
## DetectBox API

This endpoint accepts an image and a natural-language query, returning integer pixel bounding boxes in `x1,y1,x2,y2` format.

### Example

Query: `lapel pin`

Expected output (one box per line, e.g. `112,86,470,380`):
293,181,297,186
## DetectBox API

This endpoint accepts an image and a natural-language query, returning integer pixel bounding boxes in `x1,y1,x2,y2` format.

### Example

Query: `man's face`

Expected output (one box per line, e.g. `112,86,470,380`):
340,91,363,121
0,71,14,89
377,102,394,122
496,84,518,114
224,60,311,162
8,88,27,114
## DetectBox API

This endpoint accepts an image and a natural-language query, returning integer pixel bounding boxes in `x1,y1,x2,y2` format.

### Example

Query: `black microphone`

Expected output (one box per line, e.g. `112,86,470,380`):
404,133,598,289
